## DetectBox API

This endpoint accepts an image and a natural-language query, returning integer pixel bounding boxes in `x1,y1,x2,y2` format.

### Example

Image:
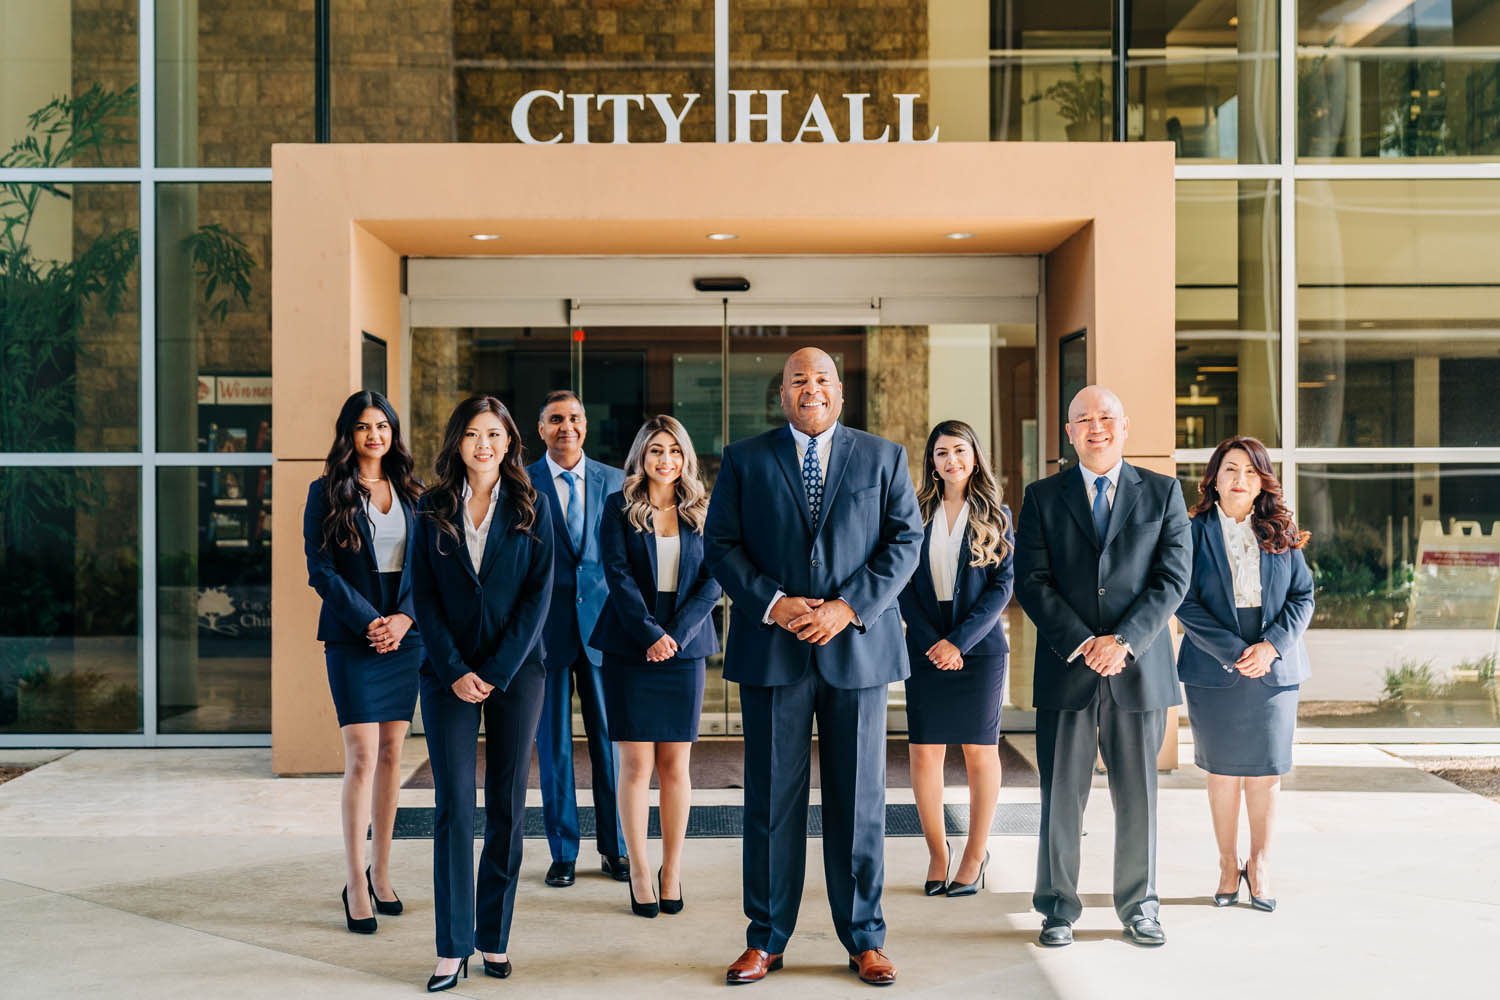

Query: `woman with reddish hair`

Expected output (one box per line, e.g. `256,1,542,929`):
1176,436,1313,914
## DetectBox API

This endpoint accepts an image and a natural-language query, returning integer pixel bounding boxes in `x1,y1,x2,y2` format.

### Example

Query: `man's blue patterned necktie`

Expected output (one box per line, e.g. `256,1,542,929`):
1092,475,1110,543
564,472,584,552
803,437,823,526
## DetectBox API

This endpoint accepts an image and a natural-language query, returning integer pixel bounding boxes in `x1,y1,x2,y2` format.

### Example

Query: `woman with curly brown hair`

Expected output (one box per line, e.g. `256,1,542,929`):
302,390,423,935
411,395,554,990
1177,436,1314,914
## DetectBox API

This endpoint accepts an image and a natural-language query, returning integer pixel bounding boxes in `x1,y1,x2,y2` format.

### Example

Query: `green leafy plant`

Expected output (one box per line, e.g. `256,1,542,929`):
1043,61,1107,128
1381,660,1436,705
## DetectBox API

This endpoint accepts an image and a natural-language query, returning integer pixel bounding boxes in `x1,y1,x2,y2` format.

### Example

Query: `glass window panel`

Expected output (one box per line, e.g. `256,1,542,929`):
991,2,1115,142
0,467,141,734
0,2,139,165
158,465,271,734
1298,0,1500,160
155,184,271,452
332,2,717,143
1176,179,1281,449
1296,180,1500,447
155,1,315,166
1298,463,1500,728
0,183,140,453
1130,0,1278,162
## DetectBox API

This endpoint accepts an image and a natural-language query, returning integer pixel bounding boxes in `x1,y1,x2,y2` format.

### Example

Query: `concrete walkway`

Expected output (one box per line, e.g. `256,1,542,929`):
0,741,1496,999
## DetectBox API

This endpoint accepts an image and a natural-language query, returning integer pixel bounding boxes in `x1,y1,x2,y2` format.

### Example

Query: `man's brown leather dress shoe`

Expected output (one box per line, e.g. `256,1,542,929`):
848,948,897,985
725,948,783,985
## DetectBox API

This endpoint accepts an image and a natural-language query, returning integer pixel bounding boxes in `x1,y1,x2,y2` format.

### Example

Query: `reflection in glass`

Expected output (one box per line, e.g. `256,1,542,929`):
1298,0,1500,159
155,184,270,452
1129,0,1278,161
0,468,141,734
1296,180,1500,447
1175,180,1280,449
992,3,1115,141
0,184,140,452
158,466,271,734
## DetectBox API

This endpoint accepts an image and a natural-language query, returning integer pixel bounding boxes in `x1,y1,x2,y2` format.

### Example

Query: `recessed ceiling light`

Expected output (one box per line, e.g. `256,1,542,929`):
469,233,502,241
944,232,975,240
706,232,739,241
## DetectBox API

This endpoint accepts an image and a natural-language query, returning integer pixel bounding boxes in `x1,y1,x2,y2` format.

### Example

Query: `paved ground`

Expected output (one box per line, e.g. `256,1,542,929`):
0,740,1497,999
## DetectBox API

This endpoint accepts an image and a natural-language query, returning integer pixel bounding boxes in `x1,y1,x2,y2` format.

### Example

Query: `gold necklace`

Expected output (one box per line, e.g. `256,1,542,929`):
359,475,385,483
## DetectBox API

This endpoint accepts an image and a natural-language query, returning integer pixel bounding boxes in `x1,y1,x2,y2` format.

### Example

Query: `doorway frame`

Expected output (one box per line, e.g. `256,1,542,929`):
269,141,1176,774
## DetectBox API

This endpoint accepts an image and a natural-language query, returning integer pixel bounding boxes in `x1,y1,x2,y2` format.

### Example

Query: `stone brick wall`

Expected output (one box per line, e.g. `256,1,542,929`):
865,325,930,483
332,0,456,143
409,326,476,477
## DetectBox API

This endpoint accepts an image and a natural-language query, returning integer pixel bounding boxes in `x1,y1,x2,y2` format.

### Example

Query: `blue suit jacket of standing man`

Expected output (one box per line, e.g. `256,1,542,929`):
527,456,625,669
705,423,924,689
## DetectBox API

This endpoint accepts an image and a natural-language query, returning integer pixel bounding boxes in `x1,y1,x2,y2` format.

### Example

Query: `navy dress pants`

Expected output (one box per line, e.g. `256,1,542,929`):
739,666,888,957
421,661,546,958
535,649,625,862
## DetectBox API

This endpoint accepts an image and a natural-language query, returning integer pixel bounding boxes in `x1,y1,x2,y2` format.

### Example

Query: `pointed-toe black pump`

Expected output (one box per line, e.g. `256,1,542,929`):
1242,868,1277,912
426,956,468,993
1214,861,1242,906
341,885,377,934
924,840,952,897
483,956,512,978
659,867,684,915
945,850,990,898
629,879,659,918
366,866,403,916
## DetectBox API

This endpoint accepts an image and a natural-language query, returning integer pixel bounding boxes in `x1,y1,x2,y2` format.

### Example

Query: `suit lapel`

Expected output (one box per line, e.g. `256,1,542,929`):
1102,463,1141,550
677,528,702,596
643,521,660,588
477,490,508,581
1062,465,1097,547
1260,542,1278,614
583,461,606,560
772,426,814,534
813,426,852,541
916,516,941,621
1203,512,1237,613
355,502,379,571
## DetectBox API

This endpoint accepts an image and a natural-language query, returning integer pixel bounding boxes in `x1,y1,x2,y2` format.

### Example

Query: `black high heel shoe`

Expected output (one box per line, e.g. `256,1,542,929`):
924,840,952,896
426,956,468,993
366,866,403,916
659,867,683,915
1213,861,1242,906
945,850,990,897
1242,867,1277,912
483,956,512,978
342,885,377,934
630,878,659,918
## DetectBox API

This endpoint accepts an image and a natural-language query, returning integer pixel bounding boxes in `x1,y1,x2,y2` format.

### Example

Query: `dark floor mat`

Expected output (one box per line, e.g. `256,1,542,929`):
403,737,1038,790
391,801,1041,839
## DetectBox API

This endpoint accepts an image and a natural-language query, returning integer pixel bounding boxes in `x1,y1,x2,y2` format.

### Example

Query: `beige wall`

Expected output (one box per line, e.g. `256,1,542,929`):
271,140,1176,774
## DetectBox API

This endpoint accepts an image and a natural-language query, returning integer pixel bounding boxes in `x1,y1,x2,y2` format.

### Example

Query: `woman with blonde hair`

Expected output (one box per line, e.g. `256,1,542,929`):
897,420,1015,897
589,415,722,917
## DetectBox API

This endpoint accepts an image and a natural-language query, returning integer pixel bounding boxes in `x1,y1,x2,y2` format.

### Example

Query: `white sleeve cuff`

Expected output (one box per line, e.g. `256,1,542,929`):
763,590,786,625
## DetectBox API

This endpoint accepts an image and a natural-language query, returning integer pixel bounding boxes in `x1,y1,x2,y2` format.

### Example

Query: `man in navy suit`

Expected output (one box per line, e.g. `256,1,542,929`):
526,390,629,888
705,348,922,987
1014,385,1191,949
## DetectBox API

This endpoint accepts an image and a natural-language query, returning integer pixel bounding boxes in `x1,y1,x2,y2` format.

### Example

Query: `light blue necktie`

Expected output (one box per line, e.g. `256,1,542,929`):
1092,475,1111,543
564,472,584,553
803,436,824,526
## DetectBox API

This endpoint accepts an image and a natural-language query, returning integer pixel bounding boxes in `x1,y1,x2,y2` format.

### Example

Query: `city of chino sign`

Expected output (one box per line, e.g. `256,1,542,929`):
510,88,940,144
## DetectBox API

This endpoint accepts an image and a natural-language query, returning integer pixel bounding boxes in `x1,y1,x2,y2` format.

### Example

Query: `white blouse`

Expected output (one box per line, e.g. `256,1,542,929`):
363,494,407,573
1217,504,1262,608
928,501,969,603
461,480,500,576
655,533,681,593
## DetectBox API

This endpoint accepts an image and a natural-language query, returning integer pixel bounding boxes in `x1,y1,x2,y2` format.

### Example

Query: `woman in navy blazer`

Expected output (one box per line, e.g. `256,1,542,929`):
590,415,721,918
1177,436,1313,913
303,390,423,934
897,420,1015,898
411,395,553,992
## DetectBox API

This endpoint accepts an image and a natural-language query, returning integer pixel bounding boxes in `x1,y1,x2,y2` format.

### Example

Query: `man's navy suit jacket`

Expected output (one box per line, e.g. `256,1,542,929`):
704,423,923,689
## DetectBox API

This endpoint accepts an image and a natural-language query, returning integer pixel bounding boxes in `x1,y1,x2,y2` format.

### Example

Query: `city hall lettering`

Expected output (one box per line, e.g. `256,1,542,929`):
510,89,940,144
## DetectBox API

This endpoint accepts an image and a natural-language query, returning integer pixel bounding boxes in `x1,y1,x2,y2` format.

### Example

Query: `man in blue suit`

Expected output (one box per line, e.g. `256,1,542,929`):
705,348,923,987
526,390,628,888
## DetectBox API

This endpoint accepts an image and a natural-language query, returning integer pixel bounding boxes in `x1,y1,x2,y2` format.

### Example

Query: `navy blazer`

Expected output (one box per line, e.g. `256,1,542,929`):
1176,511,1314,688
1014,462,1192,712
588,491,723,663
898,505,1015,660
527,455,625,669
302,477,422,647
410,488,554,692
704,423,924,689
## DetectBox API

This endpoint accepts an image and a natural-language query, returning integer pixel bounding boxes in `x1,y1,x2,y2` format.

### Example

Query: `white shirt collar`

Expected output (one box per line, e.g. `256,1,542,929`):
787,422,838,451
461,478,501,503
545,451,586,484
1216,502,1255,536
1079,459,1123,488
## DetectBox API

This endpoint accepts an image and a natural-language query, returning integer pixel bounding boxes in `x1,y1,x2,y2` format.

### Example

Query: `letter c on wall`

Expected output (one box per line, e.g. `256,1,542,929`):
512,90,565,144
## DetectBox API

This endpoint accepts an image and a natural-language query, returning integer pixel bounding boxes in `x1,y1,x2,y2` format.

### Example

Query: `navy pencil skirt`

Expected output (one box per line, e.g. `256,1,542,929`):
903,601,1008,745
324,571,421,727
1184,606,1299,777
601,592,705,743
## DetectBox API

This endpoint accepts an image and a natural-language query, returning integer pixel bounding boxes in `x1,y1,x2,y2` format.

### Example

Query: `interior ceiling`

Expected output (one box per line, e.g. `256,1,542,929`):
357,217,1088,257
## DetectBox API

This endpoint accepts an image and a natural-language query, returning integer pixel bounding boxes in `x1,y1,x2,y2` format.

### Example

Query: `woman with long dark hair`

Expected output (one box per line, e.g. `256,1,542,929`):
589,415,721,918
302,390,424,933
1177,436,1313,913
897,420,1015,897
412,395,553,992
